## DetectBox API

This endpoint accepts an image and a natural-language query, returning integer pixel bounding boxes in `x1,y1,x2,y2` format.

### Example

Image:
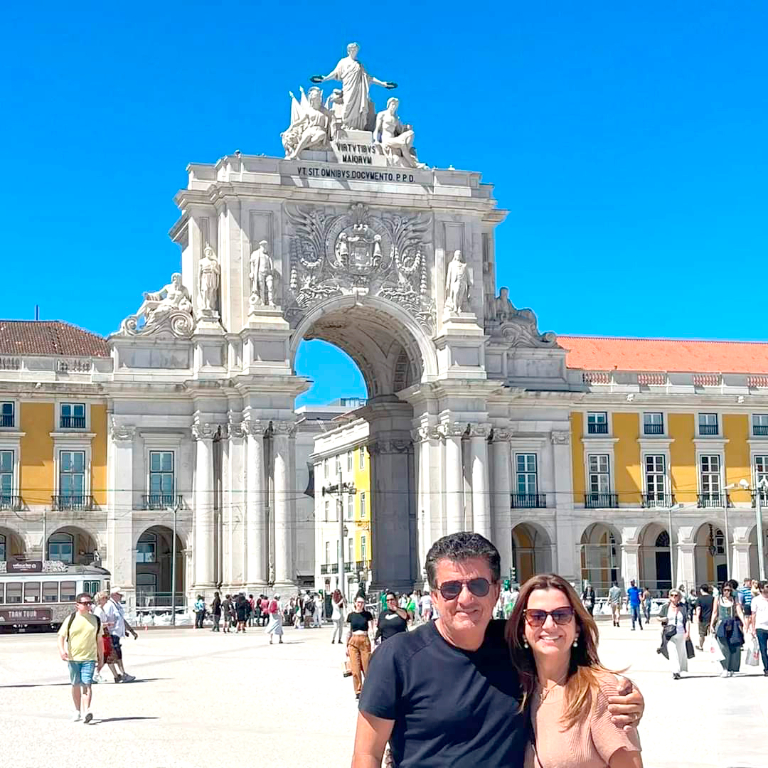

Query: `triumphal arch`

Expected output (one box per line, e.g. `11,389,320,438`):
109,43,572,596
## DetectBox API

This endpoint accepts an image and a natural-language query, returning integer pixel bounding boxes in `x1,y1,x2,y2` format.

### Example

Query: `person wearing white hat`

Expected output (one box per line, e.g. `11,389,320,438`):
102,589,138,682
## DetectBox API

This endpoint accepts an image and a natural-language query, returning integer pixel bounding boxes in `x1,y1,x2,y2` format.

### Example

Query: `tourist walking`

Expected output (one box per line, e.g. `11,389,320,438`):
330,589,346,643
92,591,121,683
346,595,374,699
658,589,690,680
57,592,104,723
711,582,746,677
211,592,222,632
194,595,205,629
749,580,768,675
222,594,233,633
508,573,643,767
375,591,409,645
419,590,433,622
694,584,714,650
235,594,249,632
642,588,652,623
738,578,754,620
102,590,138,682
265,594,284,645
313,593,323,627
353,532,644,766
581,581,596,616
608,582,622,627
627,580,643,631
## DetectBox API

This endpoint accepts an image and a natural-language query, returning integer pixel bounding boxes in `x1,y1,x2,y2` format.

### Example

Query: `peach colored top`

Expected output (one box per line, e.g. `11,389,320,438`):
525,671,641,768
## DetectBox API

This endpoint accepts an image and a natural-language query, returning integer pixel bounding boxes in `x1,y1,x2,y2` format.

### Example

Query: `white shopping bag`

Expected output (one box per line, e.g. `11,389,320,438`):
745,635,760,667
703,635,725,662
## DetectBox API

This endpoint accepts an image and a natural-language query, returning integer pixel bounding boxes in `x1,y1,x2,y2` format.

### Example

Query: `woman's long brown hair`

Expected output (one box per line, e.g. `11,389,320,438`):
505,573,619,728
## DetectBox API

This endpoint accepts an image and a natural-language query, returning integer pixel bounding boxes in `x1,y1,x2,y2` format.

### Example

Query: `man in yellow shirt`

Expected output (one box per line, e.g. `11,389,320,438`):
57,592,104,723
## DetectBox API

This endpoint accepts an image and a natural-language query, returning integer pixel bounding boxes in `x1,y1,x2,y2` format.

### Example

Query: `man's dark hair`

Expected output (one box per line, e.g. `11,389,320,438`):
424,532,500,589
699,584,711,594
75,592,92,603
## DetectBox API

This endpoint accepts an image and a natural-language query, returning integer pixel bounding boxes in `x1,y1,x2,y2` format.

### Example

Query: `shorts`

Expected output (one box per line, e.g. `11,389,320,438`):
742,604,752,617
68,660,96,686
110,634,123,660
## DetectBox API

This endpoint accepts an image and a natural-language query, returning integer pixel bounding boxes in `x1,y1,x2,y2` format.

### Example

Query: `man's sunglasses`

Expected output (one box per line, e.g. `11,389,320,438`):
78,600,93,606
437,578,491,600
523,607,575,627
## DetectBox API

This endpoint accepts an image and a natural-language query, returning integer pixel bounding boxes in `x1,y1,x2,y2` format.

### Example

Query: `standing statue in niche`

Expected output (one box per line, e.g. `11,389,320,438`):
249,240,275,308
310,42,396,131
374,97,424,169
198,245,220,313
282,86,333,159
444,250,472,314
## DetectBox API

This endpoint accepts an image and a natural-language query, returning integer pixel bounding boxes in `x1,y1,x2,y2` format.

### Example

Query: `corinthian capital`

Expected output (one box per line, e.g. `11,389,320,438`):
227,420,246,439
110,418,136,442
550,430,571,446
491,428,512,443
439,422,468,439
412,425,441,443
271,420,297,438
191,420,217,441
468,424,491,439
243,418,264,438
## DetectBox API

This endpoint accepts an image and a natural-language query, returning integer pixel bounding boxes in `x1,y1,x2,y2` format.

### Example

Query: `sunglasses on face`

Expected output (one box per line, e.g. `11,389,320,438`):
523,607,575,627
78,601,93,606
437,577,491,600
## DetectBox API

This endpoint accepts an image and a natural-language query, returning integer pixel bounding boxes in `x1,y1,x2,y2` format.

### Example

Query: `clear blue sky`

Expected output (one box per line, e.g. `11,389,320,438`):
2,2,766,406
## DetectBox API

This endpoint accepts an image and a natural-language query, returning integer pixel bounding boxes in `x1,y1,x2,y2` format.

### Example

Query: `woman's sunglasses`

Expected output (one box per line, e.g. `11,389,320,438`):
523,607,575,627
437,578,491,600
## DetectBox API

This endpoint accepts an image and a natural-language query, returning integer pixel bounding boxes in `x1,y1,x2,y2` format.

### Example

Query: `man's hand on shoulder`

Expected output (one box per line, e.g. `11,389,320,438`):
607,676,644,731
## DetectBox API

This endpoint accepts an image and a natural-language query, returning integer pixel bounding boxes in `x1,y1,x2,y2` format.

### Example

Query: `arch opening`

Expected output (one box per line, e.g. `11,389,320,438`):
134,525,185,610
46,526,97,566
0,527,26,562
638,522,672,595
510,523,553,584
694,522,727,585
580,523,622,597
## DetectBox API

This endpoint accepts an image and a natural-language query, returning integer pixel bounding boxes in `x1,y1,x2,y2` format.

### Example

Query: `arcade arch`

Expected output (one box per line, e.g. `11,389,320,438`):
0,526,25,562
580,523,621,597
637,522,672,595
46,526,97,566
694,521,727,585
134,525,185,608
748,523,768,579
510,523,553,584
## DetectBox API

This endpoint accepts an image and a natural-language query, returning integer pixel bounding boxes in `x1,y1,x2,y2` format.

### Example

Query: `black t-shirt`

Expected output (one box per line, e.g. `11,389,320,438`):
695,595,714,624
347,610,374,632
359,619,527,768
376,609,409,642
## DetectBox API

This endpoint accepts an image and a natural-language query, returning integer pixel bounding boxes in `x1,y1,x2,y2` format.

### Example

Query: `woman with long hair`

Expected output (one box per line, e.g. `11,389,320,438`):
330,589,346,644
710,581,746,677
92,591,121,683
507,574,642,768
235,593,249,633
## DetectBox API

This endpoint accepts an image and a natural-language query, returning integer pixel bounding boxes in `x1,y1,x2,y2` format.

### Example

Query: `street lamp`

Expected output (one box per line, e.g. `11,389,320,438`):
321,468,355,598
666,502,683,588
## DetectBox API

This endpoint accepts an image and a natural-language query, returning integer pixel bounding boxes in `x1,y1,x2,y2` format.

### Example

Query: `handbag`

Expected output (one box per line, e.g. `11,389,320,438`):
745,635,760,667
703,634,725,662
685,638,695,659
342,660,352,678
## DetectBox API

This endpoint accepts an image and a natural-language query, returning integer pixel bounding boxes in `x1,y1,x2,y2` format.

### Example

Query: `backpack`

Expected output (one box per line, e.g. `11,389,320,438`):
305,599,315,615
65,611,101,646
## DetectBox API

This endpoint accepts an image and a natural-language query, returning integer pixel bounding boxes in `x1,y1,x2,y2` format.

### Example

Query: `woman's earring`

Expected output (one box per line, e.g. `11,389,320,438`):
523,639,529,648
573,636,579,648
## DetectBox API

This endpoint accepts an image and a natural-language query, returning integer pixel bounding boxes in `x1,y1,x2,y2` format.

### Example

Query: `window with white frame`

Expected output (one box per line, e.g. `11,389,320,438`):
698,413,718,436
588,454,611,493
361,535,367,563
136,532,157,563
346,493,354,520
643,412,664,435
324,458,330,480
60,403,86,429
587,412,609,434
644,455,666,503
59,451,86,502
48,532,74,564
347,537,354,564
335,454,341,476
0,402,14,428
0,533,5,561
0,450,13,504
347,451,353,472
360,491,367,518
699,455,721,499
324,499,330,521
753,414,768,437
516,454,538,496
359,446,365,469
149,451,175,506
754,455,768,502
325,540,331,565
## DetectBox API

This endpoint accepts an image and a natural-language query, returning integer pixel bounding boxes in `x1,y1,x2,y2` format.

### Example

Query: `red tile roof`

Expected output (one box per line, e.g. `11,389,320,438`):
559,335,768,374
0,321,109,358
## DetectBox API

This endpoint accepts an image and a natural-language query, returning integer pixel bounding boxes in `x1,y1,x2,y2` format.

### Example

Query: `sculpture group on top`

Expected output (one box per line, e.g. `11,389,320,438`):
281,42,425,169
485,286,556,347
119,272,195,338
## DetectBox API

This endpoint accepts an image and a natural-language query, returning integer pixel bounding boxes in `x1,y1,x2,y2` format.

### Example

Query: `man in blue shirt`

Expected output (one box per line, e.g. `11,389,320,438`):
627,580,643,630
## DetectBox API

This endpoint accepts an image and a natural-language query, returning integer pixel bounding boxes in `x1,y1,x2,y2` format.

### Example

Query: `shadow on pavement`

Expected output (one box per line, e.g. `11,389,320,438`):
95,716,160,724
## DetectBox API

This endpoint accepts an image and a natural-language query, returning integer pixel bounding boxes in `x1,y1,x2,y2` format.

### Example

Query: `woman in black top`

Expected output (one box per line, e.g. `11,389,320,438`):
346,596,374,699
211,591,222,632
375,591,409,644
235,594,249,633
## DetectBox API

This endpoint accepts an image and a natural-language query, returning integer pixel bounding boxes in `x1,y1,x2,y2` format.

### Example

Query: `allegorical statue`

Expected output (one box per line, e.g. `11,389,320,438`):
141,273,193,327
494,286,537,324
374,97,424,169
310,42,396,131
282,86,333,159
250,240,275,308
198,245,220,313
445,250,472,314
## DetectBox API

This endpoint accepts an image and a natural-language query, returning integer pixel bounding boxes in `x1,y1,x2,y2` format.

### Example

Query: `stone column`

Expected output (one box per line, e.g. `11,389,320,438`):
676,540,696,588
470,425,491,539
732,541,751,583
192,420,216,590
413,425,441,585
443,423,465,534
551,431,577,581
245,419,267,589
620,542,640,588
107,421,135,599
490,430,512,567
272,421,295,589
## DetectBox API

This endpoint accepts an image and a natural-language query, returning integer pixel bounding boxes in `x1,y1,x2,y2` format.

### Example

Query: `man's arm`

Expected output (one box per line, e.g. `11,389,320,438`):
351,711,394,768
124,618,138,639
57,633,68,661
607,678,644,731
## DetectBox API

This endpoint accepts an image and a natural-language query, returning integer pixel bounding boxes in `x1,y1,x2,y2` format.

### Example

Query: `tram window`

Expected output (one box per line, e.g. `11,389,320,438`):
24,582,41,603
83,580,100,595
43,582,59,602
60,581,76,603
6,583,22,603
0,583,4,603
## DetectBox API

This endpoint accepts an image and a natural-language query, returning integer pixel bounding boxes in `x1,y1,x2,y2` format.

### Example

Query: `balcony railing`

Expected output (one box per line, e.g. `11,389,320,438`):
60,416,86,429
511,493,547,509
587,423,609,435
643,423,664,435
642,493,675,508
142,494,183,511
752,490,768,508
320,564,329,575
0,414,14,428
52,494,95,511
0,494,22,511
753,425,768,436
697,493,729,508
698,424,719,436
584,493,619,509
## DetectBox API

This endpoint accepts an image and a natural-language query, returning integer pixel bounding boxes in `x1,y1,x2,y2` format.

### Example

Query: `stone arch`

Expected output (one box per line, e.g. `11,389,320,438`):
747,523,768,580
510,522,553,583
46,525,98,566
0,525,26,562
133,524,185,610
637,522,672,593
693,520,727,585
580,523,622,596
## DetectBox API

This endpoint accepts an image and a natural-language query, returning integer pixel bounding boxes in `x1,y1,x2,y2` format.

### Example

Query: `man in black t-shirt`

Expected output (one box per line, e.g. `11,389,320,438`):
351,532,645,768
375,591,409,644
694,584,715,649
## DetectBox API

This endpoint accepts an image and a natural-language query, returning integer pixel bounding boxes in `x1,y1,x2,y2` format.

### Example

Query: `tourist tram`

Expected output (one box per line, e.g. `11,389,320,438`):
0,561,110,633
